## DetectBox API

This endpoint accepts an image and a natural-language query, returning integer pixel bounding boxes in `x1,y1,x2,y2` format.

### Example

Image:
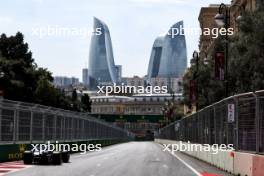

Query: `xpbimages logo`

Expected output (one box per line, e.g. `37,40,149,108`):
162,141,234,154
31,141,102,154
97,83,168,96
31,25,234,40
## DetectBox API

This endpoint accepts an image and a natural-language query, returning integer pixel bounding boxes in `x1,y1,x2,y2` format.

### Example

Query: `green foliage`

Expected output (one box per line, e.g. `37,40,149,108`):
0,32,41,101
72,89,78,102
229,9,264,94
183,8,264,109
183,55,225,109
81,94,92,112
34,78,58,106
0,32,92,112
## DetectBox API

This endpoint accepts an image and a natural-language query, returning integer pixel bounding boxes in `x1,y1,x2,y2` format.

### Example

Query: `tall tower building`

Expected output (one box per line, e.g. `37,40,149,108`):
88,17,118,89
147,21,187,80
115,65,122,83
147,36,164,80
82,68,89,86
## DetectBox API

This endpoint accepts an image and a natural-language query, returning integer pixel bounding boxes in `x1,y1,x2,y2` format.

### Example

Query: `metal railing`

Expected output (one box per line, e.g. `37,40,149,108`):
0,98,134,144
157,90,264,154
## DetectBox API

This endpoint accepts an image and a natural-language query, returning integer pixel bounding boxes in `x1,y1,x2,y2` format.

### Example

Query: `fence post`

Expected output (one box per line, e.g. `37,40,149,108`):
82,120,84,140
62,117,65,142
226,101,229,145
53,114,57,142
214,106,217,144
255,93,260,153
208,109,212,145
235,97,239,150
0,102,2,142
71,117,74,141
260,95,263,153
42,113,45,142
95,122,98,139
13,109,18,142
30,110,33,142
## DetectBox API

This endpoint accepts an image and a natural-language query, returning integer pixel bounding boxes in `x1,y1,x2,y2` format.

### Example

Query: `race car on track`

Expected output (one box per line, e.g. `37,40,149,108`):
23,149,70,165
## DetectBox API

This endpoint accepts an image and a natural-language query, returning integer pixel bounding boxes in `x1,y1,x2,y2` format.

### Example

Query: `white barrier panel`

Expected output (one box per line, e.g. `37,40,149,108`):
155,139,234,174
233,152,254,176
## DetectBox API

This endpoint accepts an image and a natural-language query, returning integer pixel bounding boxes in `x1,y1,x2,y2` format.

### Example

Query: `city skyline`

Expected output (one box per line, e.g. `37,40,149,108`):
0,0,230,80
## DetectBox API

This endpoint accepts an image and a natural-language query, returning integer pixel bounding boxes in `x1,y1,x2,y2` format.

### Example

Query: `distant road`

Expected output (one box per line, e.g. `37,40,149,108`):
6,142,231,176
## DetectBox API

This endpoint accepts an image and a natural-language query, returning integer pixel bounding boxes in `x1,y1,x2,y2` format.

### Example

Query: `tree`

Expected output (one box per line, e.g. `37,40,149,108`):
183,8,264,109
228,9,264,94
34,78,58,106
0,32,35,101
72,89,78,102
0,32,84,111
183,50,225,110
256,0,264,10
81,94,92,112
0,32,53,102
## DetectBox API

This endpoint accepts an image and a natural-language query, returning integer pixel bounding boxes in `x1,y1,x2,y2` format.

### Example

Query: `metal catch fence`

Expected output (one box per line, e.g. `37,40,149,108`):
0,99,133,144
158,90,264,154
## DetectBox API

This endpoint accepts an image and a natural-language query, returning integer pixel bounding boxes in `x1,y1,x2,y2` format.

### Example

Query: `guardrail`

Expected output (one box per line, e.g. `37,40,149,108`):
0,98,134,144
157,90,264,154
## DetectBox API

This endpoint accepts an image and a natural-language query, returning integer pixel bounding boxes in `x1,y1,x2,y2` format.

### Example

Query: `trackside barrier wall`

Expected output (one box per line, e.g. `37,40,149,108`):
156,90,264,176
155,139,234,173
156,139,264,176
0,98,134,162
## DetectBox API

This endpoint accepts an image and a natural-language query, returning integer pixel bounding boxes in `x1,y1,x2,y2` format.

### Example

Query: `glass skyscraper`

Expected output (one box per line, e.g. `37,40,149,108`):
147,21,187,80
88,17,118,89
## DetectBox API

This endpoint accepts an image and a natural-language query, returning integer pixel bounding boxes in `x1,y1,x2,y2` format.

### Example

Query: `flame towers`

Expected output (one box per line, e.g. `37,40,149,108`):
88,17,118,89
147,21,187,80
87,18,187,92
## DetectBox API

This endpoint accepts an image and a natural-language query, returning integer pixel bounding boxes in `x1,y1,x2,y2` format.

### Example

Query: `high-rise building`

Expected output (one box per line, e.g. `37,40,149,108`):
146,21,187,93
147,21,187,81
149,77,182,93
198,4,220,60
198,1,256,60
121,76,145,87
88,17,118,89
115,65,122,83
53,76,79,88
147,36,164,79
82,68,89,86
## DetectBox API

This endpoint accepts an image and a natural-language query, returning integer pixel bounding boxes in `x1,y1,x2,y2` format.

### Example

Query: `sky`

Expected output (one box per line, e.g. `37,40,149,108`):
0,0,230,81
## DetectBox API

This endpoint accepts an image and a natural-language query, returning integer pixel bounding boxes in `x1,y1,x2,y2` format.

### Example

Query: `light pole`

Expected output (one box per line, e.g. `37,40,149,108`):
214,3,245,97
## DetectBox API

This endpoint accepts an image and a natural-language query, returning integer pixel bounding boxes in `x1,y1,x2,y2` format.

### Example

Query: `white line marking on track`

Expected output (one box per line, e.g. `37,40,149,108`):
159,144,202,176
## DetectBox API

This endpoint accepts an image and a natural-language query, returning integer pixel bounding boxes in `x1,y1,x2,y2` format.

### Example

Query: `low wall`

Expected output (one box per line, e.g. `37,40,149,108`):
155,139,264,176
233,152,254,176
233,152,264,176
0,139,127,162
252,155,264,176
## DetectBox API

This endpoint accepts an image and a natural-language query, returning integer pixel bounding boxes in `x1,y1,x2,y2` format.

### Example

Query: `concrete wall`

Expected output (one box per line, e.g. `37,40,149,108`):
155,139,264,176
234,152,254,176
233,152,264,176
252,155,264,176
